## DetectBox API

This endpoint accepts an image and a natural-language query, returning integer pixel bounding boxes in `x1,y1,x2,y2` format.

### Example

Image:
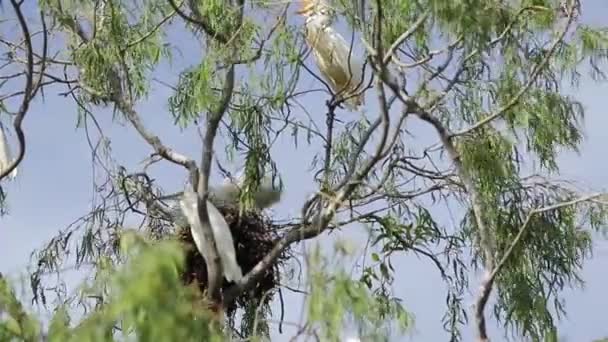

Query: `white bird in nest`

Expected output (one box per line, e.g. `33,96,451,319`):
0,123,18,180
297,0,365,111
209,167,284,211
173,167,283,283
178,187,243,283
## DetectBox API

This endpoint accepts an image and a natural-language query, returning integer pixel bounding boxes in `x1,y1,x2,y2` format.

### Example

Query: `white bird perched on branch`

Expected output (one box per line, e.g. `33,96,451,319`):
297,0,365,111
178,188,243,283
0,123,18,180
209,167,284,210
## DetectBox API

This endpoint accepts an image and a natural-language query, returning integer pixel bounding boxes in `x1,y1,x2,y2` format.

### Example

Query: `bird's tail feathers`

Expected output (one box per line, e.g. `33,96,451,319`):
222,257,243,282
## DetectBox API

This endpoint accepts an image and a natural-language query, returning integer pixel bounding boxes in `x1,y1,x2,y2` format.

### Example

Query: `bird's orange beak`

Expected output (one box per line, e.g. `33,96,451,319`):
295,0,314,15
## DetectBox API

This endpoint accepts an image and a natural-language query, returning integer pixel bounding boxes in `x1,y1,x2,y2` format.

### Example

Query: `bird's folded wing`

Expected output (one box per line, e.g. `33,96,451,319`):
179,190,209,260
324,28,364,88
207,200,243,282
179,190,243,282
0,125,17,180
305,20,365,110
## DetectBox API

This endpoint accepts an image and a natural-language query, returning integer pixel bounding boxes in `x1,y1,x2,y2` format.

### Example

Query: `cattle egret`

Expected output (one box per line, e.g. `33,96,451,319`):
209,167,283,210
297,0,365,111
179,188,243,283
0,124,17,180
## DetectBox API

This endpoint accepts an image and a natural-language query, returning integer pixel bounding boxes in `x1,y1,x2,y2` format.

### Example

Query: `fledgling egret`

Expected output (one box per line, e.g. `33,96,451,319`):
297,0,365,111
179,188,243,283
209,167,284,210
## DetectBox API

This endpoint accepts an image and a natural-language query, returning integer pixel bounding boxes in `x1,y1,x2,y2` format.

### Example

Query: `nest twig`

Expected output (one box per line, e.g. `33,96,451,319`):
177,205,289,315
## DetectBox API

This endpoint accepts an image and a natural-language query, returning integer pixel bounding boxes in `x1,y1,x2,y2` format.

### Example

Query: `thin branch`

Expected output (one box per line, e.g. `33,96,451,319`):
391,36,463,70
167,0,228,43
229,3,288,65
0,0,34,181
115,99,197,172
123,6,178,51
173,0,244,44
54,6,198,175
473,192,605,342
382,10,430,65
451,6,574,138
319,102,337,186
29,10,48,101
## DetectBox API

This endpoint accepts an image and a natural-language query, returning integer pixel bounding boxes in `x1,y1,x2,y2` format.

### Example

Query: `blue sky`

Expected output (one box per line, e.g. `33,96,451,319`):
2,1,608,341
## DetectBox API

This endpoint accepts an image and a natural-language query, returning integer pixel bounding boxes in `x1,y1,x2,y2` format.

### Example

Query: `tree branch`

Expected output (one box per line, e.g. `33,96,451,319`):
114,99,197,173
194,63,236,303
225,1,395,303
191,0,243,306
365,24,499,340
54,5,198,176
0,0,35,182
473,192,605,342
383,10,430,65
167,0,229,44
451,5,575,138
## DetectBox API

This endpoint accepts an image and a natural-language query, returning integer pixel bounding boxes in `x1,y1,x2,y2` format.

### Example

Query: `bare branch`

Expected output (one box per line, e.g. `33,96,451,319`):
115,100,197,172
123,7,178,51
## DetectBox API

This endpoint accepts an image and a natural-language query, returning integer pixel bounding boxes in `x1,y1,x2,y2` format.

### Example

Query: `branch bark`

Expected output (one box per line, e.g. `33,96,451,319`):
114,100,197,173
167,0,229,44
193,63,236,303
191,0,243,306
0,0,35,182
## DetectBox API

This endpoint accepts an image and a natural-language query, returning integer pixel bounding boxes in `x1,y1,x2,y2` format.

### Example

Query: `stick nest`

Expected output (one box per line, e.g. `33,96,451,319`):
176,205,289,315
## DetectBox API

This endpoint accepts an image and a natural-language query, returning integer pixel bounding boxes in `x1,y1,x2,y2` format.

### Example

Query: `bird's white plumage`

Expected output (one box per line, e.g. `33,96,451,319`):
299,0,365,110
179,188,243,282
209,167,283,210
0,124,17,180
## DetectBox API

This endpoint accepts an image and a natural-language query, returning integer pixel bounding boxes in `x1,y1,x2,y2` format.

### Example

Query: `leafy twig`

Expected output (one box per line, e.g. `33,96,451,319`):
473,192,605,341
